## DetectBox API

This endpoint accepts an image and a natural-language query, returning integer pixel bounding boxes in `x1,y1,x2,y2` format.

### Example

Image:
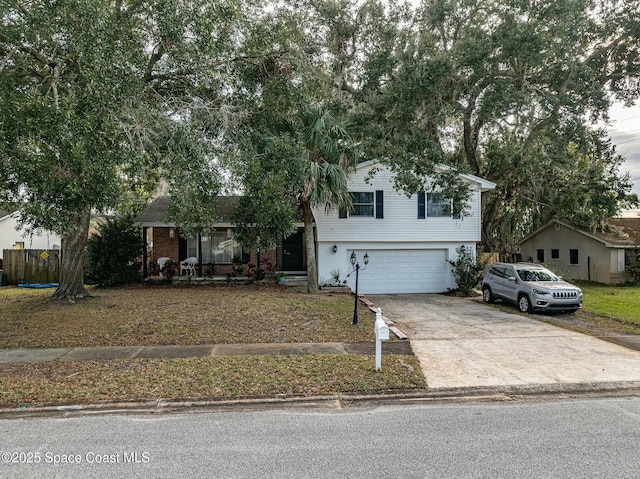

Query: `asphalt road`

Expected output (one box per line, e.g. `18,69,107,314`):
1,397,640,478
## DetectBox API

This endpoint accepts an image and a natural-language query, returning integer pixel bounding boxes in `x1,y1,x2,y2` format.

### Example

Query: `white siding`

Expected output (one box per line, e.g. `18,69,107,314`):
314,162,488,294
0,214,61,259
314,164,482,243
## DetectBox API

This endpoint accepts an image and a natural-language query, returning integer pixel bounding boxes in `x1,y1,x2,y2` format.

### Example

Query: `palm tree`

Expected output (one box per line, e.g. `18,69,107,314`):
296,107,353,293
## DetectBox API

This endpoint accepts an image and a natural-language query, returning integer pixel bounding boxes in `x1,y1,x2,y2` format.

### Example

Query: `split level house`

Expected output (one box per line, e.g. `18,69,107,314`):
517,218,640,284
136,160,496,294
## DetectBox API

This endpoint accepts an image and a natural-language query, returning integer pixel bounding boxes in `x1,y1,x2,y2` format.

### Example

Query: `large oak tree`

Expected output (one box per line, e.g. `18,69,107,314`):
0,0,244,299
299,0,640,251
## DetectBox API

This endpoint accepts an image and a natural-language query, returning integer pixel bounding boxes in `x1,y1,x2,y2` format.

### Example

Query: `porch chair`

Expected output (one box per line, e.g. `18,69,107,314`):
180,256,198,276
156,257,172,277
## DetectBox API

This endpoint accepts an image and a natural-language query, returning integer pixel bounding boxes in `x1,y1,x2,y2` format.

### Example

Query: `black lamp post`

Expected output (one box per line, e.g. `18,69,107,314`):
350,251,369,326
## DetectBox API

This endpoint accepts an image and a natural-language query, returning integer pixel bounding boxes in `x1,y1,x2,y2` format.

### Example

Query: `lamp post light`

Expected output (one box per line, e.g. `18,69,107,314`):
350,251,369,326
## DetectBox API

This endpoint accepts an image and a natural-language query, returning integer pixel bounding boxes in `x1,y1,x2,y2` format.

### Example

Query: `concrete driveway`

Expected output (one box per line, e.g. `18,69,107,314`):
370,294,640,392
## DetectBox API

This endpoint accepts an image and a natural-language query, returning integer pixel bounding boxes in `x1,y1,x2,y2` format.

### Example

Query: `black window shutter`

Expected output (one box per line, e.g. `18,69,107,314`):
417,192,426,219
339,205,348,218
375,190,384,219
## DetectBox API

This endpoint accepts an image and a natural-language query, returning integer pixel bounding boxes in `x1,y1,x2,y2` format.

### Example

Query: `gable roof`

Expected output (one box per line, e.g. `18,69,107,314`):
518,218,640,248
354,160,496,192
135,196,239,227
0,207,18,221
602,218,640,246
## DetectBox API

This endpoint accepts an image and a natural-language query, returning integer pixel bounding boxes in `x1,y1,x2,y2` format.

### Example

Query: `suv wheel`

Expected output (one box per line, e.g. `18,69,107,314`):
518,294,532,313
482,286,494,303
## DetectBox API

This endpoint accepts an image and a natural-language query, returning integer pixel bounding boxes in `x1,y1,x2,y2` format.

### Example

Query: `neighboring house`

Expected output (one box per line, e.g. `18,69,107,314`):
313,161,496,294
0,208,61,260
516,218,640,284
135,196,306,276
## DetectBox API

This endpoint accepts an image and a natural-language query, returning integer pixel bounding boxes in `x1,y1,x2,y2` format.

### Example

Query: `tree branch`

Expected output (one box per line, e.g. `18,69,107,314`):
0,31,56,68
144,41,166,83
0,46,17,75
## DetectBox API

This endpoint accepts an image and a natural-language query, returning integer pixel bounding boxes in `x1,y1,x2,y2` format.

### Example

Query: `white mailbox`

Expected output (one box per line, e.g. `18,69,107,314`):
375,316,389,341
374,308,389,371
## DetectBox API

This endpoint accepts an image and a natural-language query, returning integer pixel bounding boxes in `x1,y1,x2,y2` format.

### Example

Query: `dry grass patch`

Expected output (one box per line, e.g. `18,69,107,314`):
0,355,426,408
0,285,376,348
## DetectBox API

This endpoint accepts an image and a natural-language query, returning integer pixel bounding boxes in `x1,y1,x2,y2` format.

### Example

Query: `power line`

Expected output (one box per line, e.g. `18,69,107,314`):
615,136,640,146
609,114,640,125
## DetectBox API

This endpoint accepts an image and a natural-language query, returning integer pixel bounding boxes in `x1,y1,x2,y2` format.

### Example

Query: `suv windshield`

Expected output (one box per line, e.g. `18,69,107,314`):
516,268,559,282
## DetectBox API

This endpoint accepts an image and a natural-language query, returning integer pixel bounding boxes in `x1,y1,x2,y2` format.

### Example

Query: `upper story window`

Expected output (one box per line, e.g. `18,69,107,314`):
427,192,452,217
340,191,384,218
350,192,374,216
419,191,459,218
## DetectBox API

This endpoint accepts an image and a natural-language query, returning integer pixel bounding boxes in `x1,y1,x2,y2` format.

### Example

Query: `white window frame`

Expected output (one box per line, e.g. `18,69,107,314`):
187,232,242,264
426,192,453,217
349,192,374,217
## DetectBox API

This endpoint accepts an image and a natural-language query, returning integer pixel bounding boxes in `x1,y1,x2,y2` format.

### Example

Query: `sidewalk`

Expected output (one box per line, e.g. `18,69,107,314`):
3,294,640,415
0,341,413,363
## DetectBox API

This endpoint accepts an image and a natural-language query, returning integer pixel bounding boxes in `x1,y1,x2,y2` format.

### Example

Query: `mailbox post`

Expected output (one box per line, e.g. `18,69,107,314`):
374,308,389,371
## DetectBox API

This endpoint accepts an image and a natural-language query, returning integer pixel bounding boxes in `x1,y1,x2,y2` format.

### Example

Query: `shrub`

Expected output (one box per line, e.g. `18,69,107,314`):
447,245,486,296
260,257,277,278
247,263,265,283
626,253,640,285
160,259,176,282
85,216,144,286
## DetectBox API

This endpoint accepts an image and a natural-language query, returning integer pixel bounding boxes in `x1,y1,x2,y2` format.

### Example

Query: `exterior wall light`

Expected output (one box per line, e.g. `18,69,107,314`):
332,244,338,253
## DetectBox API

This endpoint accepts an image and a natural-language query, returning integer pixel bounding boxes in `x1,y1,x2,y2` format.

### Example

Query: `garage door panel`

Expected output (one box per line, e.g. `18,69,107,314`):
355,249,448,294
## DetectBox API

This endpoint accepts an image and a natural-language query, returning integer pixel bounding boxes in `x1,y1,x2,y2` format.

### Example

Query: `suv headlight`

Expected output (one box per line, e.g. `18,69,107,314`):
532,288,550,295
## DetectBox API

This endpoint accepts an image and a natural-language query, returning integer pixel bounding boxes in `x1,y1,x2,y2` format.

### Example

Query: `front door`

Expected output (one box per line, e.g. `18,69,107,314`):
281,231,305,271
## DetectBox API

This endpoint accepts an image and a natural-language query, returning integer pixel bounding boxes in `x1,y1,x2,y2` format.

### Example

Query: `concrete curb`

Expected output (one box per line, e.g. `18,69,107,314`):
2,381,640,419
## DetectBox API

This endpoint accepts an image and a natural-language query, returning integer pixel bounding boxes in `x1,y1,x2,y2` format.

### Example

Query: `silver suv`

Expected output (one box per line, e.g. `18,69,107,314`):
482,262,582,313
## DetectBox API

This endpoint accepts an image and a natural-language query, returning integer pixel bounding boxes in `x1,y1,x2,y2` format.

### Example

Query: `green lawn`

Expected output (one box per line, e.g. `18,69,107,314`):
0,284,376,348
0,284,426,407
577,282,640,327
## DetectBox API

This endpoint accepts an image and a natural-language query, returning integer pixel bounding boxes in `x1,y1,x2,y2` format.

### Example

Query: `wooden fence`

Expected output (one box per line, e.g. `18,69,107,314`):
480,252,500,268
2,249,60,285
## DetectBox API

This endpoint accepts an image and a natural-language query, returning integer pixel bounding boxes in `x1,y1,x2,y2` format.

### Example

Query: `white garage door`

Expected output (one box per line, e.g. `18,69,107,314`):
354,249,448,294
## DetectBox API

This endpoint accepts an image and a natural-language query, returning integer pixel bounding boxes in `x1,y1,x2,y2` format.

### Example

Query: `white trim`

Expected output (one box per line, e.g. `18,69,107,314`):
352,160,496,192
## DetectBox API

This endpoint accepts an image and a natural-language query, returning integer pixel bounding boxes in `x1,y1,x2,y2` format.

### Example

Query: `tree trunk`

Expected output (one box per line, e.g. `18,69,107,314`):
463,113,481,176
52,209,91,300
302,200,318,294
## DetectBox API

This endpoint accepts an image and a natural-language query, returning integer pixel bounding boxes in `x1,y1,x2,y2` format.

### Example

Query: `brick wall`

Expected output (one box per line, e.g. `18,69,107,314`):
150,227,179,266
148,226,280,276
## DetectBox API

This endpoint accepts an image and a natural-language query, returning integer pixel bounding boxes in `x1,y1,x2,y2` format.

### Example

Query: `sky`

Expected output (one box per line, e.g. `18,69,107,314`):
606,101,640,199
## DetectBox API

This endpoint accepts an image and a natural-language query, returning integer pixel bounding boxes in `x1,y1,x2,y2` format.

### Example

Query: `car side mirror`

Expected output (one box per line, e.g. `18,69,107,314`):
508,276,517,282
